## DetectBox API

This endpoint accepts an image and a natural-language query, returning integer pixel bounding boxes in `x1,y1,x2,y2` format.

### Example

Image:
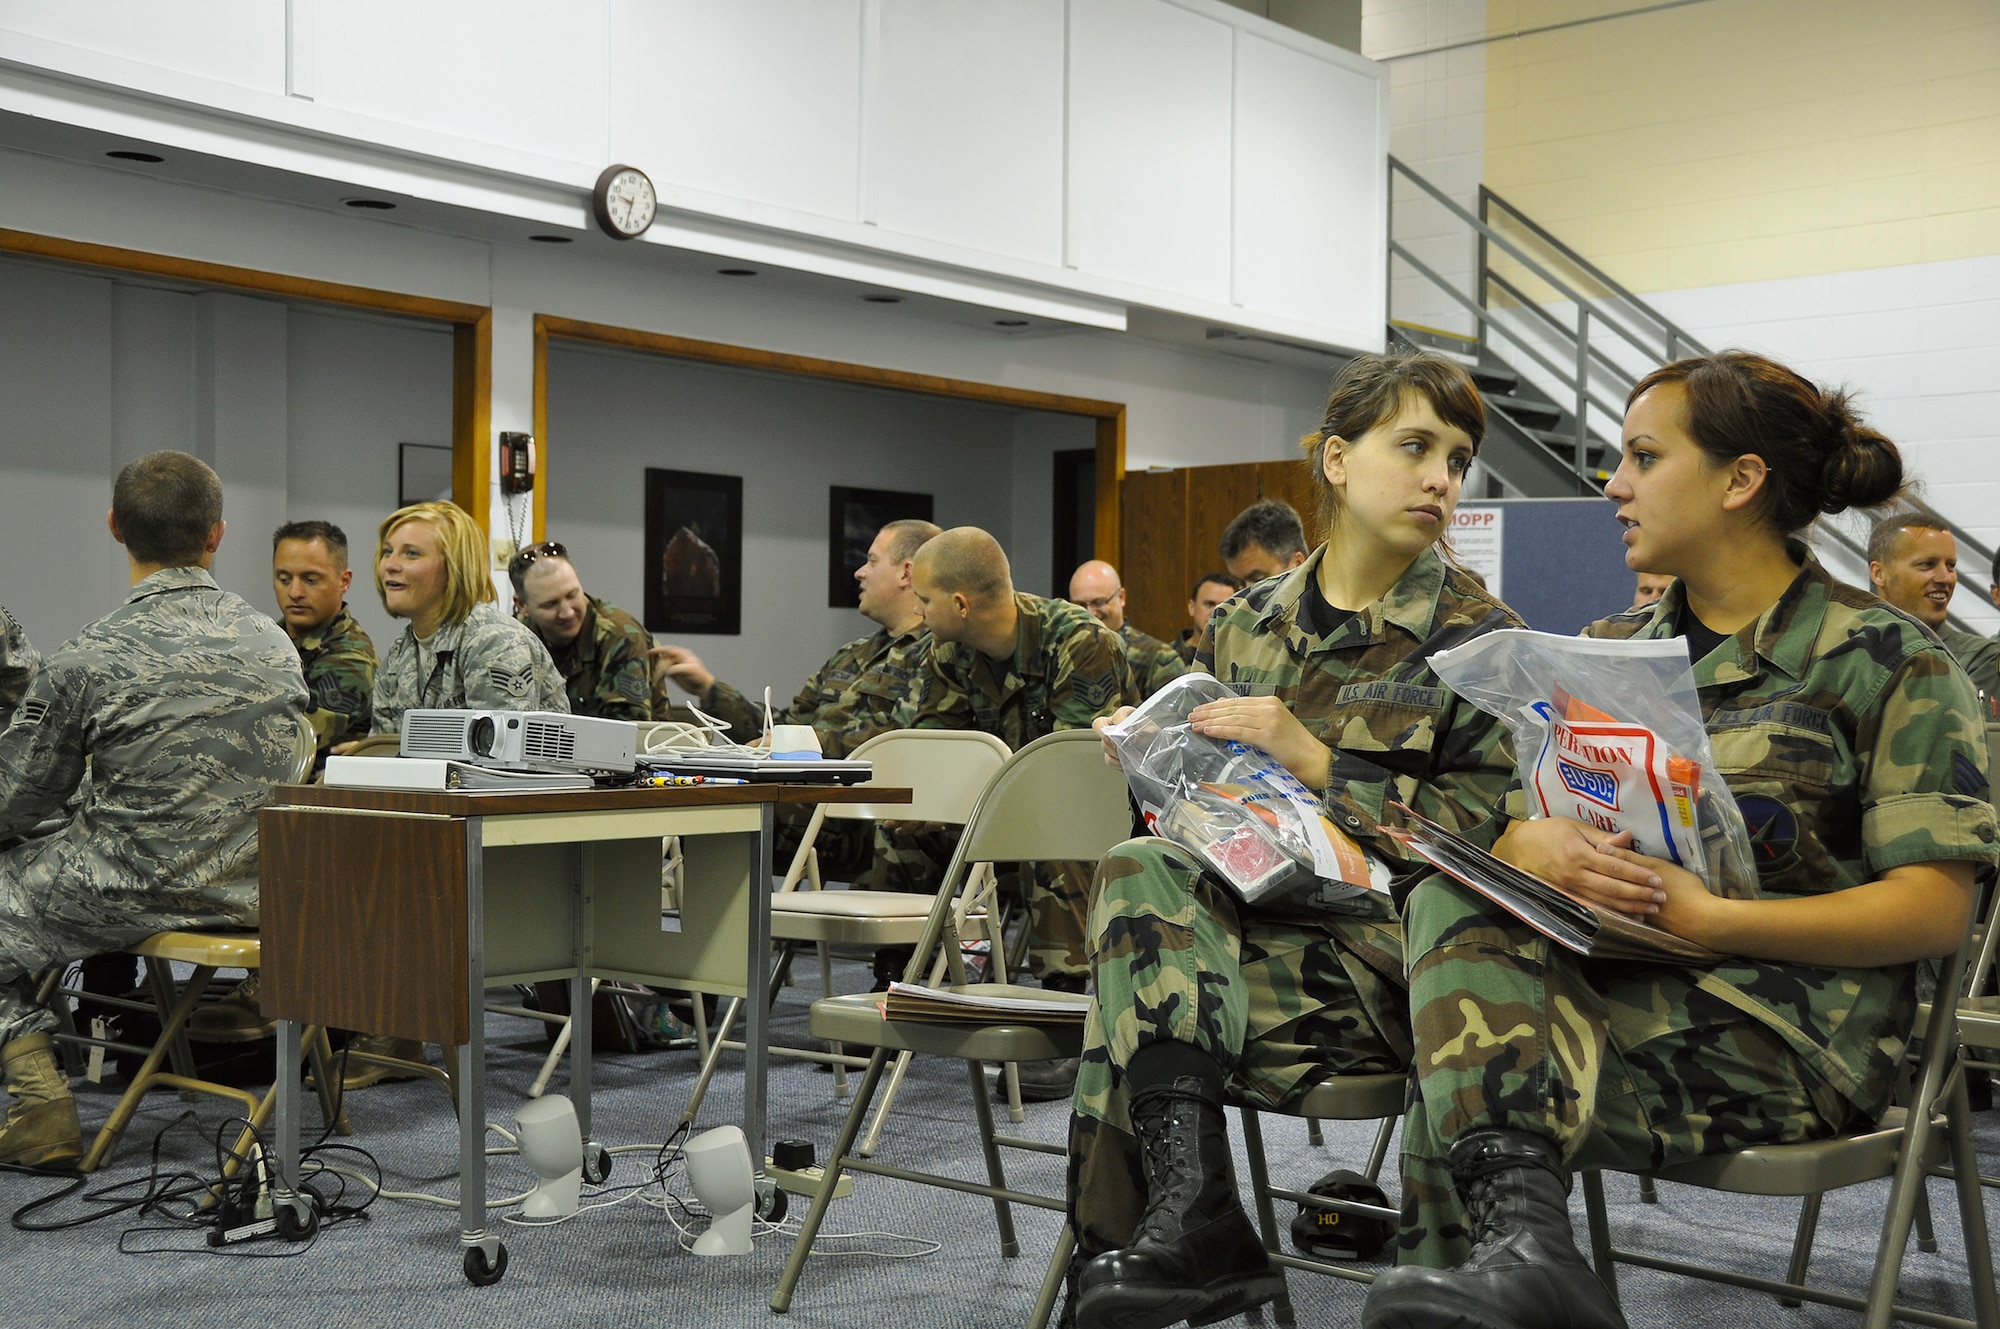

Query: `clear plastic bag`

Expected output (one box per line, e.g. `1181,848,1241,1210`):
1427,628,1758,898
1103,674,1376,906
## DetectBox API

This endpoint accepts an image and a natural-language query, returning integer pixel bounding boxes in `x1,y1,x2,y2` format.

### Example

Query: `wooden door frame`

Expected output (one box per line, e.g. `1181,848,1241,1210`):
0,228,493,527
531,314,1126,558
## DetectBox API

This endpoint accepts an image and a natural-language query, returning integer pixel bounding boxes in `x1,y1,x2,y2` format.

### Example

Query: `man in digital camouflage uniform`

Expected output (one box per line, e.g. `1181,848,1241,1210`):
893,527,1135,1099
0,452,307,1169
653,519,941,884
509,541,654,722
1069,559,1186,700
271,520,377,768
1363,561,1999,1329
1069,539,1522,1329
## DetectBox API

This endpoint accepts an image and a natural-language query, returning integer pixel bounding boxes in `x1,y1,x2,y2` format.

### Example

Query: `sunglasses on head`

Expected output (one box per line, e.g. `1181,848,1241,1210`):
508,540,568,576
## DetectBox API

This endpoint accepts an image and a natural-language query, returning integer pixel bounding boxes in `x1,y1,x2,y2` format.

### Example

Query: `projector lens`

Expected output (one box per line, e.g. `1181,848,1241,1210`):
470,716,496,756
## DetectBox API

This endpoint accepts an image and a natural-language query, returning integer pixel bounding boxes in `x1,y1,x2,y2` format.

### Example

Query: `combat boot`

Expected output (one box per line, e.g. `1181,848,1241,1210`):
0,1032,83,1171
1361,1128,1627,1329
1074,1075,1282,1329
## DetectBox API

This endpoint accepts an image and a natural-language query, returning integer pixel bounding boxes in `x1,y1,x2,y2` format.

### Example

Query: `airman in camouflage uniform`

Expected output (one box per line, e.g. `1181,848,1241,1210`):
891,586,1135,980
293,607,377,760
1070,544,1524,1271
693,626,929,761
530,595,654,722
0,569,309,1049
1388,558,1999,1269
1119,623,1186,700
371,600,569,733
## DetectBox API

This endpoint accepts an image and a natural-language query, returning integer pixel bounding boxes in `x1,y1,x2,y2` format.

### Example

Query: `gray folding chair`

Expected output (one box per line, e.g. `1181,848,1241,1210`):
1579,918,1999,1329
770,729,1134,1328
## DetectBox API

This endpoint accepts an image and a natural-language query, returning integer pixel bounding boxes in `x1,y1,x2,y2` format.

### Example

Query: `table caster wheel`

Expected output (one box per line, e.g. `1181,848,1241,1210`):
274,1199,319,1241
463,1242,509,1286
755,1178,788,1225
582,1143,613,1185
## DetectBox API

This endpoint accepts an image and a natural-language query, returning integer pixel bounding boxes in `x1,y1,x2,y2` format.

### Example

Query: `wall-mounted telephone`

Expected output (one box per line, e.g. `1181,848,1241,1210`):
499,432,536,495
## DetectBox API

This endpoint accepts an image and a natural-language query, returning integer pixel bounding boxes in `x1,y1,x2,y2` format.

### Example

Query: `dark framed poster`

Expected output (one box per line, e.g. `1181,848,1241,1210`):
828,485,935,608
645,468,742,635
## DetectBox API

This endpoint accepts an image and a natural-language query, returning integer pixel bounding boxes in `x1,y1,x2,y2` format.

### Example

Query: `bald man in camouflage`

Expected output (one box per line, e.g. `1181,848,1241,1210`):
1069,559,1186,700
893,527,1137,1100
0,452,307,1170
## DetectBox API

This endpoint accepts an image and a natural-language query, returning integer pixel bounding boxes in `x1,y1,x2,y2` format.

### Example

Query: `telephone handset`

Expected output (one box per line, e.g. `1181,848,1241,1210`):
499,432,536,495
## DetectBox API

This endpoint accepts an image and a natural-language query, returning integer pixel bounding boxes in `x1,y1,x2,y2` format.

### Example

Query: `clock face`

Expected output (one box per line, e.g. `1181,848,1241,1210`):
593,165,656,239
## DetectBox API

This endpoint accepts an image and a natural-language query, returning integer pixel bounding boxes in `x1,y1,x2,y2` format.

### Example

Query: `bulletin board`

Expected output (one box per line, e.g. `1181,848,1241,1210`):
1451,498,1636,635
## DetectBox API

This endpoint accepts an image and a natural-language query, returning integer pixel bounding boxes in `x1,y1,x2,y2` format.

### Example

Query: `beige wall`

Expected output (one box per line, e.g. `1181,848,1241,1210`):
1483,0,2000,293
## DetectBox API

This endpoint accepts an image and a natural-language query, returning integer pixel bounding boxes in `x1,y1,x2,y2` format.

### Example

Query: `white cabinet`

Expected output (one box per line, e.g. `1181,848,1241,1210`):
613,0,864,222
1233,30,1387,334
863,0,1066,266
1066,0,1234,302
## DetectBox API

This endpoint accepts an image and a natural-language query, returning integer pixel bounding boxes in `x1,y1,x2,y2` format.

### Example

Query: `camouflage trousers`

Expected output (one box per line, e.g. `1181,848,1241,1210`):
0,834,255,1045
1398,875,1856,1266
1069,838,1410,1257
871,821,1092,982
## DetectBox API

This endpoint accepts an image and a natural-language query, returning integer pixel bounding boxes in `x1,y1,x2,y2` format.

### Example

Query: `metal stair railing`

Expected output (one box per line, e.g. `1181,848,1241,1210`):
1389,157,1995,632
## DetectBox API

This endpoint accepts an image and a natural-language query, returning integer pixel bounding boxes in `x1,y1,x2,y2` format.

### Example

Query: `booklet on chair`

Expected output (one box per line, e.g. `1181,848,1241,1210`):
881,982,1091,1024
1385,805,1722,966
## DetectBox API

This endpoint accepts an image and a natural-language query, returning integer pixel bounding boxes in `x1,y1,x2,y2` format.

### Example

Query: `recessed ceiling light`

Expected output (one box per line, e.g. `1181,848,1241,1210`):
528,234,573,244
717,268,758,277
105,150,164,163
342,198,396,210
994,318,1029,327
862,294,902,304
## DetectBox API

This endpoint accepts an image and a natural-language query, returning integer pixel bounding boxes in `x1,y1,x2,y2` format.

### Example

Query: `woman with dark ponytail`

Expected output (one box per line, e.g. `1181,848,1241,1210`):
1364,351,1998,1329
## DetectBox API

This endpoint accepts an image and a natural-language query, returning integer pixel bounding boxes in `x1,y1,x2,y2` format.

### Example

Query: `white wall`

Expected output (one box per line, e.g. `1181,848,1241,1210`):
544,343,1023,692
0,254,453,649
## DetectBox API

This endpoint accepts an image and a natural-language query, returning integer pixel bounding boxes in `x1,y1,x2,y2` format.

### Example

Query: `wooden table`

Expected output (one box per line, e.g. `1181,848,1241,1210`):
256,780,904,1284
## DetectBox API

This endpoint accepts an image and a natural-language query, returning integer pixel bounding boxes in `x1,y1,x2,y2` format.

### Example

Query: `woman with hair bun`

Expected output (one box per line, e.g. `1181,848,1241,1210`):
1364,351,1998,1329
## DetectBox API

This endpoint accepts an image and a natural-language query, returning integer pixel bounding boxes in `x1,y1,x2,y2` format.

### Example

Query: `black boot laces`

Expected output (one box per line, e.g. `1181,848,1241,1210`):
1134,1095,1203,1244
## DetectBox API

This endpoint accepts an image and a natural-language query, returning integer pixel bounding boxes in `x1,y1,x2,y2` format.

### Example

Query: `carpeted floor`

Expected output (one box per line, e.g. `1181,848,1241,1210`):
1,955,1993,1329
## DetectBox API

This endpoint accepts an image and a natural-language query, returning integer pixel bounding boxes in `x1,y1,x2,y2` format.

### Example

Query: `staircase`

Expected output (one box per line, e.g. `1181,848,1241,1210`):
1384,156,1993,629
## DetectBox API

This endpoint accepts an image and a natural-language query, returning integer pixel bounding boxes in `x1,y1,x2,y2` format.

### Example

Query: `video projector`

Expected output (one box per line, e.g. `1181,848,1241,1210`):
398,709,637,775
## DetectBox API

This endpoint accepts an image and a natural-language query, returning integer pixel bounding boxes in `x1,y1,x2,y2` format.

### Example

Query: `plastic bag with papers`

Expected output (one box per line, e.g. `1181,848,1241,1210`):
1102,673,1378,907
1426,628,1758,898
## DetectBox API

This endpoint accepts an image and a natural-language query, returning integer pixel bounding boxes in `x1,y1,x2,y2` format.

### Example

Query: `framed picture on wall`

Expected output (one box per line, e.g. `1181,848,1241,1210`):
645,468,743,635
398,443,454,507
828,485,934,608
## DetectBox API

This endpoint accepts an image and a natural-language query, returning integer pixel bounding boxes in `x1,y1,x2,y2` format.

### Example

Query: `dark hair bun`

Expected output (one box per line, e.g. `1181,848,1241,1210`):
1817,388,1903,514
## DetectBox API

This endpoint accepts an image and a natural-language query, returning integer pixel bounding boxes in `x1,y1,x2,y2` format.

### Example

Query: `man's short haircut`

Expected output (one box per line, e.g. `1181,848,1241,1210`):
273,519,351,569
879,519,943,566
1190,570,1245,599
113,451,224,566
915,527,1012,603
1866,510,1948,567
374,501,496,627
1219,500,1307,563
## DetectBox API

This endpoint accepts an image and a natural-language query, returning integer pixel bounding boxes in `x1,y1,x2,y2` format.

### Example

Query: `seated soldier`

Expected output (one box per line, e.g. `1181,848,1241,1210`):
898,527,1136,1100
1219,499,1308,585
0,451,308,1169
338,501,567,1087
1069,559,1186,700
1175,570,1243,665
1867,511,2000,701
653,519,940,884
271,520,377,768
509,540,653,721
